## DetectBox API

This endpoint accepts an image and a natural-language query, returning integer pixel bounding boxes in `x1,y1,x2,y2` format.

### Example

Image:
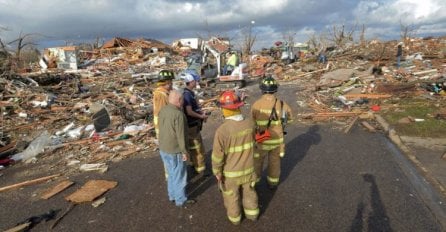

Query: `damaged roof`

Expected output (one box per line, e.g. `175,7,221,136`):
102,37,170,50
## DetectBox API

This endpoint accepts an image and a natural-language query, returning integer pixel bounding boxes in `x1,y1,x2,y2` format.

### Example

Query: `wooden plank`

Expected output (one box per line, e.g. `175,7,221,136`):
51,203,76,229
120,149,139,158
4,222,32,232
344,94,392,99
0,101,14,107
0,141,16,155
314,112,362,117
65,180,117,203
89,152,113,163
361,121,376,132
0,174,61,192
413,69,438,76
344,116,358,134
41,180,74,200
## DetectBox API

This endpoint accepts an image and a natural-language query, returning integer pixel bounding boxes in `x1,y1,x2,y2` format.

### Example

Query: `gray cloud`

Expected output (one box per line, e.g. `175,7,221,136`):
0,0,444,50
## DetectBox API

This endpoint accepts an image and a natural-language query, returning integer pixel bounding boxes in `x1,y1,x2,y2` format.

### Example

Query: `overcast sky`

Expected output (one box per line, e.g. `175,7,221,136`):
1,0,445,50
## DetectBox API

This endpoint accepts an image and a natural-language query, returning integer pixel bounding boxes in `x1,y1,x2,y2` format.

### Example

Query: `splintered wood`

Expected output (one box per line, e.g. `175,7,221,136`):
65,180,117,203
41,180,74,199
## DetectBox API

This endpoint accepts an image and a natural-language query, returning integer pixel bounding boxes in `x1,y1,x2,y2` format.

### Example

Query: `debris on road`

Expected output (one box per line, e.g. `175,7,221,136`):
40,180,75,200
0,174,61,192
65,180,117,203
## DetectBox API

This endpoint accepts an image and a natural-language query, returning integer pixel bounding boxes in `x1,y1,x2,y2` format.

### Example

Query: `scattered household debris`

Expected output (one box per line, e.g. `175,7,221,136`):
0,35,445,181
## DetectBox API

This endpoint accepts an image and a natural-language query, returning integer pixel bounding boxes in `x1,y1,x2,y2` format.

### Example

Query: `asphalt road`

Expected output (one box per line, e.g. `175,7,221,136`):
0,83,445,231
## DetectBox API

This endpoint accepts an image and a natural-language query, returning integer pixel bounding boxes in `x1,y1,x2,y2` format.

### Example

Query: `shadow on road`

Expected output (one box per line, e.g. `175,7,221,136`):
258,125,321,215
349,173,393,232
186,150,217,200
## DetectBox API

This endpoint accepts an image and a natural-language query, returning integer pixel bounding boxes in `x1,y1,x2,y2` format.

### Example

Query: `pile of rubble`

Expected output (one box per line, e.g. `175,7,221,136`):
1,36,445,175
251,37,446,124
0,37,221,176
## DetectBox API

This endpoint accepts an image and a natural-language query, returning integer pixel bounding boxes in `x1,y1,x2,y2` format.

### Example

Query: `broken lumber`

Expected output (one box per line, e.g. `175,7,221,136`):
344,116,358,133
51,203,76,229
304,112,362,118
4,222,32,232
361,121,376,132
65,180,117,203
413,69,437,76
344,93,392,99
41,180,74,200
0,174,61,192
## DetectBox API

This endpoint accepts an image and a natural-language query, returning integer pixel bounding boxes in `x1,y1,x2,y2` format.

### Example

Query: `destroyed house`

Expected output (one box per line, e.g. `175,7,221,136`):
43,46,79,70
101,37,171,55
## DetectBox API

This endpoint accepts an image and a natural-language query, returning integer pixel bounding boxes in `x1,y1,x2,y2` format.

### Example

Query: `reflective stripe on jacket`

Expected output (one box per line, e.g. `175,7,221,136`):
251,94,293,149
212,118,257,182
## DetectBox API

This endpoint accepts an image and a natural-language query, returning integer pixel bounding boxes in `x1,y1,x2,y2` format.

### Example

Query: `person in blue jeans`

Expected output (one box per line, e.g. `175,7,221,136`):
158,90,196,207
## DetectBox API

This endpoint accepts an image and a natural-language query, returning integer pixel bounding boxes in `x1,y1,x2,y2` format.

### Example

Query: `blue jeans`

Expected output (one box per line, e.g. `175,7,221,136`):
160,151,187,206
223,65,234,75
397,56,401,68
318,55,326,63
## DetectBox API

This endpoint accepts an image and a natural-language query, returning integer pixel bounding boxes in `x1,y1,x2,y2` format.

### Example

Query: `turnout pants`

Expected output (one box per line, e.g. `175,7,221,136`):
220,178,259,224
254,144,283,186
187,125,206,173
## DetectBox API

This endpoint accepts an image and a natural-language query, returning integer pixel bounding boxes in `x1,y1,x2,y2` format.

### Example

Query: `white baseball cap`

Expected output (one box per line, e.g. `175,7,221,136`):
181,73,195,83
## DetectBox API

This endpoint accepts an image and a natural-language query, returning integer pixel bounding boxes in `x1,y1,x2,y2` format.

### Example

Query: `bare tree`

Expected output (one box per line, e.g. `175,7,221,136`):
307,31,330,53
328,23,357,48
241,24,256,56
282,29,296,47
92,36,104,49
360,24,367,46
399,20,417,45
0,26,10,53
7,31,40,68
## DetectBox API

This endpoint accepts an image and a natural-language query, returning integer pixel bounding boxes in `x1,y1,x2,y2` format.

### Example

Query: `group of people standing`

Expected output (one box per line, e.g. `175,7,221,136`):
152,70,293,225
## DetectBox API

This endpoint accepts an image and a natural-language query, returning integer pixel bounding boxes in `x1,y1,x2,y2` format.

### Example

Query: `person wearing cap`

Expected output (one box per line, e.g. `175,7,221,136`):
251,76,293,190
153,70,175,139
212,90,259,225
182,73,208,176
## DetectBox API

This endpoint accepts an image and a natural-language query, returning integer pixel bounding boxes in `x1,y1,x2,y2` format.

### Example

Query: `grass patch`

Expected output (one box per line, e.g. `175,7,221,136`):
381,98,446,138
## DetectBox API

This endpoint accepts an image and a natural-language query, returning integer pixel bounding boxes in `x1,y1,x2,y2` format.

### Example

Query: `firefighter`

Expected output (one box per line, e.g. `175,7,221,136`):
182,73,208,175
152,70,175,139
212,90,259,225
153,70,175,180
251,76,293,189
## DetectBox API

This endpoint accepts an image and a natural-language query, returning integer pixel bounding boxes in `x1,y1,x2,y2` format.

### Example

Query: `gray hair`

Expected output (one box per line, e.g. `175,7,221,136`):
169,89,183,107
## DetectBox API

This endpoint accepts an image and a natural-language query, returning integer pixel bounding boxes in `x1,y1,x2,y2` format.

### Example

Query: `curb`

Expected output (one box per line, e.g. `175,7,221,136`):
374,114,446,229
374,114,446,197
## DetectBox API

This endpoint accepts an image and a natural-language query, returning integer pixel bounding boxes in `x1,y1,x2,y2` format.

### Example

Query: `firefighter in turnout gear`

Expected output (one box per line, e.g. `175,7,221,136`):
212,90,259,225
153,70,175,139
182,73,208,174
251,76,293,189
